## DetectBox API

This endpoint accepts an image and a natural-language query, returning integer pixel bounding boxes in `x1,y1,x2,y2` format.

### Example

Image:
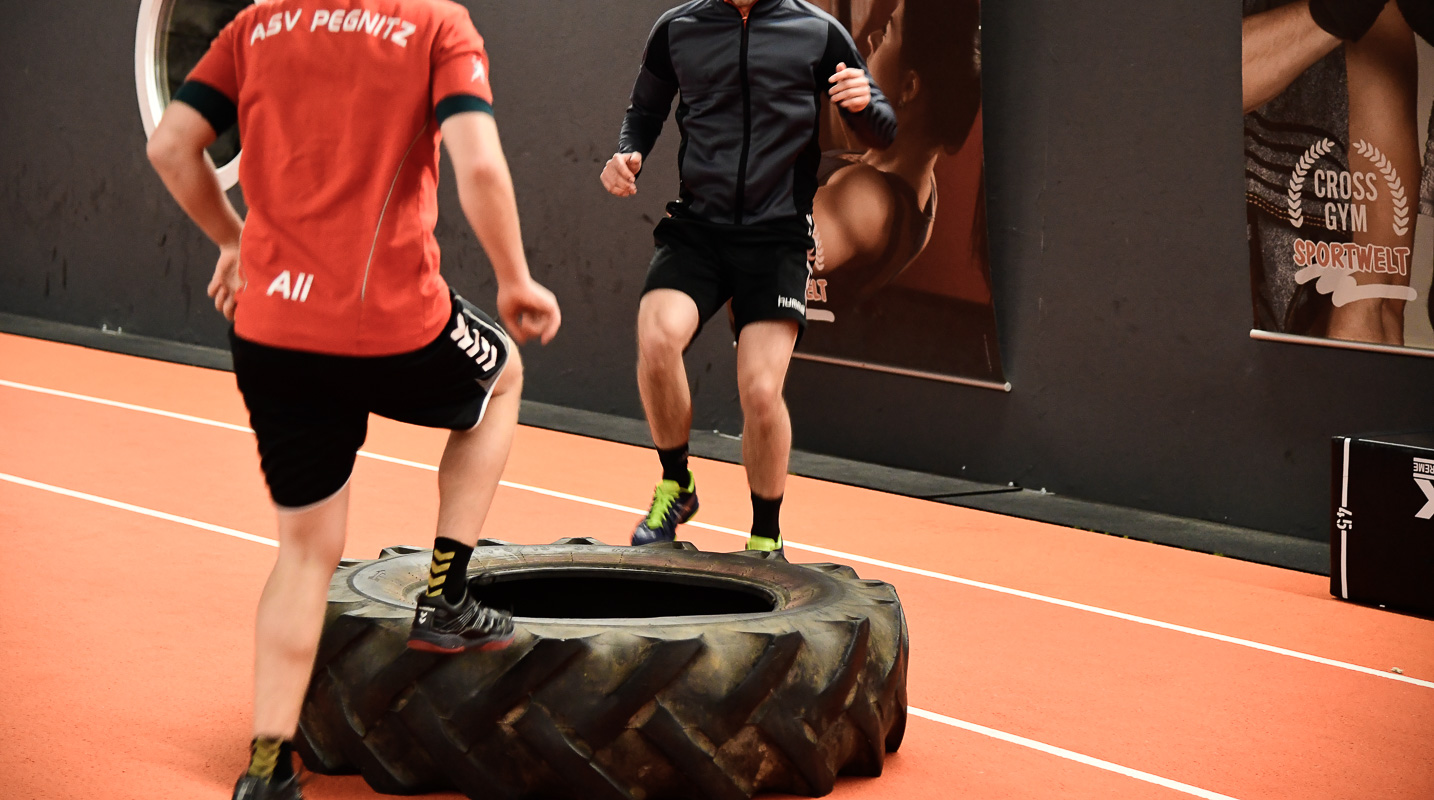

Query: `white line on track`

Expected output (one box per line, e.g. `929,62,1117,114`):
906,708,1240,800
3,377,1432,693
0,379,253,433
0,472,277,547
1,468,1241,800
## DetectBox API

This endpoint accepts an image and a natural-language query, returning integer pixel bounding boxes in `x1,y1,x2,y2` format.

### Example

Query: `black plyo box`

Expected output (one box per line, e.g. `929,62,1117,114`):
1331,433,1434,616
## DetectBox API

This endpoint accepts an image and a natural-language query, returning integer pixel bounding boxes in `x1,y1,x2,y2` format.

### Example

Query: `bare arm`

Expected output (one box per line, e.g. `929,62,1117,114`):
147,101,245,319
147,103,243,250
812,164,897,277
440,112,560,344
1243,2,1341,113
1331,2,1418,344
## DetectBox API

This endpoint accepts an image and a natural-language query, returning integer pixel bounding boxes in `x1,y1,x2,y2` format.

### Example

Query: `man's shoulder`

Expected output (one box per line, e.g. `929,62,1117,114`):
783,0,844,29
222,2,264,32
393,0,474,25
654,0,716,29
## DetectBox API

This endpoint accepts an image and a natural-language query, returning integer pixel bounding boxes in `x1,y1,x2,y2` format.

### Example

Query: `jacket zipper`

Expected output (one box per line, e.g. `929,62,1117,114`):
733,3,752,225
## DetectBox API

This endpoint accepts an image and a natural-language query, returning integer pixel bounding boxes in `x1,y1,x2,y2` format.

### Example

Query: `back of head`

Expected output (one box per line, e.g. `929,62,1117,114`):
901,0,981,153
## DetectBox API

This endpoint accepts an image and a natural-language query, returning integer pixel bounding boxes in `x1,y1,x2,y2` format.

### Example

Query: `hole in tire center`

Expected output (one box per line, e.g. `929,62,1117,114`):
465,573,778,619
163,0,249,165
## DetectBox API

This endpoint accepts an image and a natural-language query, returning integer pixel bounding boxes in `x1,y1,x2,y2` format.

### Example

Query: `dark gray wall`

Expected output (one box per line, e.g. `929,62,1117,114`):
1,1,1429,540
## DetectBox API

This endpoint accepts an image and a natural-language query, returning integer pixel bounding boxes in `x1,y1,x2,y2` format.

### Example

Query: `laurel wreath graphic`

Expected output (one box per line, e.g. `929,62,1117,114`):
1287,138,1333,229
1351,139,1410,237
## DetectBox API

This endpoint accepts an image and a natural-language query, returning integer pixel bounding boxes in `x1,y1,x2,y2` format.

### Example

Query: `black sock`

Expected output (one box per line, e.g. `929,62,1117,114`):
751,493,783,540
247,737,295,782
429,537,474,605
658,444,690,486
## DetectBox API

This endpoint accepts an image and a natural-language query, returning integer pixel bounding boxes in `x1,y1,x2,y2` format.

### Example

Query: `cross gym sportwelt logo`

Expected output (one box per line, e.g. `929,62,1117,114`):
1285,137,1416,307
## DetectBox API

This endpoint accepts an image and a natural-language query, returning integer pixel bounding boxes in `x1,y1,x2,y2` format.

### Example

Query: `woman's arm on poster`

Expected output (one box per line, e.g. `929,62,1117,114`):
1243,2,1341,113
1335,2,1418,344
812,164,897,277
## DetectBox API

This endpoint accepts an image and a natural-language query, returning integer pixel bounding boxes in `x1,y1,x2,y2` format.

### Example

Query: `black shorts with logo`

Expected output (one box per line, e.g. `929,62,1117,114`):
230,291,511,509
642,208,813,341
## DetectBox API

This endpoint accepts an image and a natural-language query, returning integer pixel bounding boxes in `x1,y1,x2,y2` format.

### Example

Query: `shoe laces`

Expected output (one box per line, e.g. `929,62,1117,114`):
449,597,512,635
644,479,686,528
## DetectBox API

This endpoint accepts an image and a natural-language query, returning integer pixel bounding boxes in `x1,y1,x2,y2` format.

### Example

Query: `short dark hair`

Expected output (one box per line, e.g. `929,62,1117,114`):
900,0,981,152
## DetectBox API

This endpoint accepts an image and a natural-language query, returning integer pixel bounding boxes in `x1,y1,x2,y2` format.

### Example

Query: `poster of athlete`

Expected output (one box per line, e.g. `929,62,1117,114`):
1244,0,1434,354
798,0,1006,389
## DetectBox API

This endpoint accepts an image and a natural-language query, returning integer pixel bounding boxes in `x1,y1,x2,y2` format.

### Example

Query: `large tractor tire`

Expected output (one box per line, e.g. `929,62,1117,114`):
296,538,908,799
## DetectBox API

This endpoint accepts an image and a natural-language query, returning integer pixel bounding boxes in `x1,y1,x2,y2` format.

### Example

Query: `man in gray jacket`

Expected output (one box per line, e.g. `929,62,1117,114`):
601,0,896,554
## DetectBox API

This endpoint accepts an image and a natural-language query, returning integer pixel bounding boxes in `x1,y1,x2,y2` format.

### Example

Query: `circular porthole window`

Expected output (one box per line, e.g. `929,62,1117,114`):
135,0,252,189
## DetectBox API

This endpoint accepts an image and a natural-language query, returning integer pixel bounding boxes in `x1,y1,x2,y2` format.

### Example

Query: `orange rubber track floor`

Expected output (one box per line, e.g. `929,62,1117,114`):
0,332,1431,800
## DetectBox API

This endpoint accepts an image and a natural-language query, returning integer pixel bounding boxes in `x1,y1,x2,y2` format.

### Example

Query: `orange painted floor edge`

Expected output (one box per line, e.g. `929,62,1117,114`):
2,332,1433,800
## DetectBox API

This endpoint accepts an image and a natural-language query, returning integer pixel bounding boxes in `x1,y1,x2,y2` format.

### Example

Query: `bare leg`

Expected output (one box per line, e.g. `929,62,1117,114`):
736,320,800,499
252,486,351,739
251,353,525,739
637,290,701,449
435,351,524,548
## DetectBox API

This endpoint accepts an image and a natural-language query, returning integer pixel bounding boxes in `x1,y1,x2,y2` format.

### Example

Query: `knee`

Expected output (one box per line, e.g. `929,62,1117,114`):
495,346,524,395
739,374,786,422
278,520,346,571
638,314,691,365
295,540,345,572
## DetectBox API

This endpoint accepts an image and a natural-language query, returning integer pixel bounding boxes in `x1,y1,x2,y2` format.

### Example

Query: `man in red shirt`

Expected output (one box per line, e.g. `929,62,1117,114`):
146,2,560,797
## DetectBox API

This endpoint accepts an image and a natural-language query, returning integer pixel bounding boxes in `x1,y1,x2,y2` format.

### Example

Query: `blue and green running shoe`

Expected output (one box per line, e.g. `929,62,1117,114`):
632,472,699,545
746,534,785,558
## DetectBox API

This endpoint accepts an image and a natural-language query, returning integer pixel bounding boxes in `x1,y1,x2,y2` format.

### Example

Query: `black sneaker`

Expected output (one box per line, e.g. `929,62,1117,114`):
632,471,699,545
233,774,301,800
407,592,516,654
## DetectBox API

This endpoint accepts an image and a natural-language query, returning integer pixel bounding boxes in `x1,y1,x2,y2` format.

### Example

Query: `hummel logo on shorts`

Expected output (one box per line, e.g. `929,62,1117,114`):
777,296,806,314
450,310,502,375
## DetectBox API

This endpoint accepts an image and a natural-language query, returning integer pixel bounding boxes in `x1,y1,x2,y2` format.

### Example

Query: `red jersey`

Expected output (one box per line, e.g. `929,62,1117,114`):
181,0,494,356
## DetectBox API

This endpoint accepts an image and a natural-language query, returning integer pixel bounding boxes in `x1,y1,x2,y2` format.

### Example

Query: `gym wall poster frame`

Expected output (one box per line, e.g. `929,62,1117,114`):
1243,0,1434,358
796,0,1009,391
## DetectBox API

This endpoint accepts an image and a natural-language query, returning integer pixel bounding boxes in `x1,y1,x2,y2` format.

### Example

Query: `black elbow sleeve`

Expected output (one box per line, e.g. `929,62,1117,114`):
172,80,237,136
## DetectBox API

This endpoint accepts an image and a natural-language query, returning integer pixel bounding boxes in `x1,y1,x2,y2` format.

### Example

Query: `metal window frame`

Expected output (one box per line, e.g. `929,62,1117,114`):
134,0,246,190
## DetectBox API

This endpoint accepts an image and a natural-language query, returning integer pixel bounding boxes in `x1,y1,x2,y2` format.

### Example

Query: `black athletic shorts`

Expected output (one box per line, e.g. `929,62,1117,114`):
230,291,511,510
642,208,813,341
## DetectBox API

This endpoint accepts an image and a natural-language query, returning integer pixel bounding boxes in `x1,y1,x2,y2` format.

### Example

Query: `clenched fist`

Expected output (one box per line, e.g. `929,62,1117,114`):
498,277,562,345
828,62,871,113
601,152,643,197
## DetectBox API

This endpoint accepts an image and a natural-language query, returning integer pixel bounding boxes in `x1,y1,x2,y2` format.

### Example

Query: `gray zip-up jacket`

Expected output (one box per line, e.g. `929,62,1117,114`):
619,0,897,226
